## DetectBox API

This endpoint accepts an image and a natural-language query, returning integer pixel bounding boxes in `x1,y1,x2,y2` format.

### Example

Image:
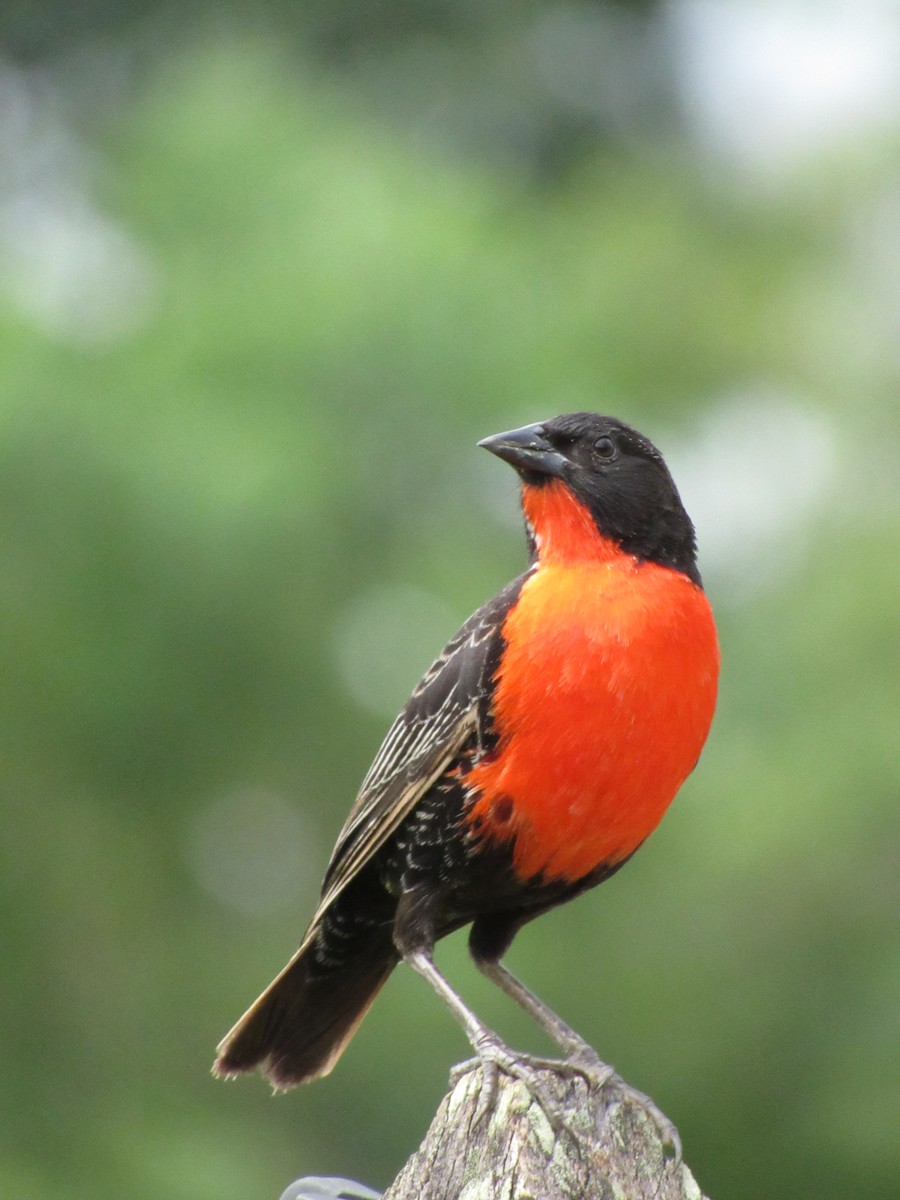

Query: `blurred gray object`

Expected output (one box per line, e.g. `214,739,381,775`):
279,1176,382,1200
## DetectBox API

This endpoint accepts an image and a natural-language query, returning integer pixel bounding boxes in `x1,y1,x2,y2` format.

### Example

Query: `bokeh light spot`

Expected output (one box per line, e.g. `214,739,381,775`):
185,787,319,917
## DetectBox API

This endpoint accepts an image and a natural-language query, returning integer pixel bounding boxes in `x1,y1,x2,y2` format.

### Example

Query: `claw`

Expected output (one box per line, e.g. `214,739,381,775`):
558,1048,617,1091
449,1049,501,1124
607,1078,683,1164
472,1058,499,1125
448,1036,566,1130
551,1048,682,1161
449,1044,681,1160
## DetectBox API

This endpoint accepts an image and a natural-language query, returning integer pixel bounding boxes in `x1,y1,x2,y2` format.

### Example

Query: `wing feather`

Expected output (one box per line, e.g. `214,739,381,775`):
299,573,529,948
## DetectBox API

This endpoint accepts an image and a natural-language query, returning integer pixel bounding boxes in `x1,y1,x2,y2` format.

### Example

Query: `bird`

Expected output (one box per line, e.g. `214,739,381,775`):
214,412,720,1141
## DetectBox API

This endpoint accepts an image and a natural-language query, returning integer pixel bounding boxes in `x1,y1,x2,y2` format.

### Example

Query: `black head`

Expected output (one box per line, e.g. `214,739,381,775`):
479,412,701,584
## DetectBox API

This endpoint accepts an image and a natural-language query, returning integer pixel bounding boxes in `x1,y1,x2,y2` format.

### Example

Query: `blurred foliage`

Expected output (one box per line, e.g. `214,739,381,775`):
4,0,671,179
1,12,898,1200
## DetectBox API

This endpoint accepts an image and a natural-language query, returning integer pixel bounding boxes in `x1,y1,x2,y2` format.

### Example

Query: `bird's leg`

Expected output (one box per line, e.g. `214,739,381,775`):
396,889,567,1128
474,957,614,1082
474,956,682,1161
403,949,564,1128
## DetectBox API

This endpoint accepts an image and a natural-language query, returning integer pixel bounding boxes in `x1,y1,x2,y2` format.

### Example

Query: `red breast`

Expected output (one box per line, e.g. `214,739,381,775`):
464,481,720,883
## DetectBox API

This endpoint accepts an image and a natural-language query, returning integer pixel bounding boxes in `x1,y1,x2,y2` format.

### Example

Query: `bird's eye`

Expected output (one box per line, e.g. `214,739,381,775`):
593,436,616,459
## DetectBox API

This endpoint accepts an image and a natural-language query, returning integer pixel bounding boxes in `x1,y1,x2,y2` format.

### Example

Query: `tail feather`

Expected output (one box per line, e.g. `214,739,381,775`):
214,922,398,1087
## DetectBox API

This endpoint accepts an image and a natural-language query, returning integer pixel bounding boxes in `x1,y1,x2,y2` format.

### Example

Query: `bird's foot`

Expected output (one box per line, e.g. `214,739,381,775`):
449,1036,567,1130
553,1038,682,1160
500,1043,681,1163
554,1046,682,1163
532,1040,619,1091
556,1051,681,1161
450,1040,681,1160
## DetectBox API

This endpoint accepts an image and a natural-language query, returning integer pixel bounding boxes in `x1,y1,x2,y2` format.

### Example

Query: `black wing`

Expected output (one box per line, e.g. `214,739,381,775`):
299,572,530,951
213,573,530,1077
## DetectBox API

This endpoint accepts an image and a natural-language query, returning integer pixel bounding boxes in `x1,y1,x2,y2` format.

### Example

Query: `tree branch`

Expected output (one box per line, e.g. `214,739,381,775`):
383,1064,708,1200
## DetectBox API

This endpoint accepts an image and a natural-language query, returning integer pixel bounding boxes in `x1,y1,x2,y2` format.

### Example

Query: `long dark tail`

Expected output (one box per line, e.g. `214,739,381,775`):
214,892,398,1088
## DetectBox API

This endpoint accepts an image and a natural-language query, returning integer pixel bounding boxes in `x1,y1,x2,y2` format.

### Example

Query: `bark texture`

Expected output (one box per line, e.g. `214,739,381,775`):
384,1065,708,1200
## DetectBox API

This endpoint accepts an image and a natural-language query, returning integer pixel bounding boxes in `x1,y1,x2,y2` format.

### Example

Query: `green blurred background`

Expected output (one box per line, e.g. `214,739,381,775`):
1,3,897,1198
